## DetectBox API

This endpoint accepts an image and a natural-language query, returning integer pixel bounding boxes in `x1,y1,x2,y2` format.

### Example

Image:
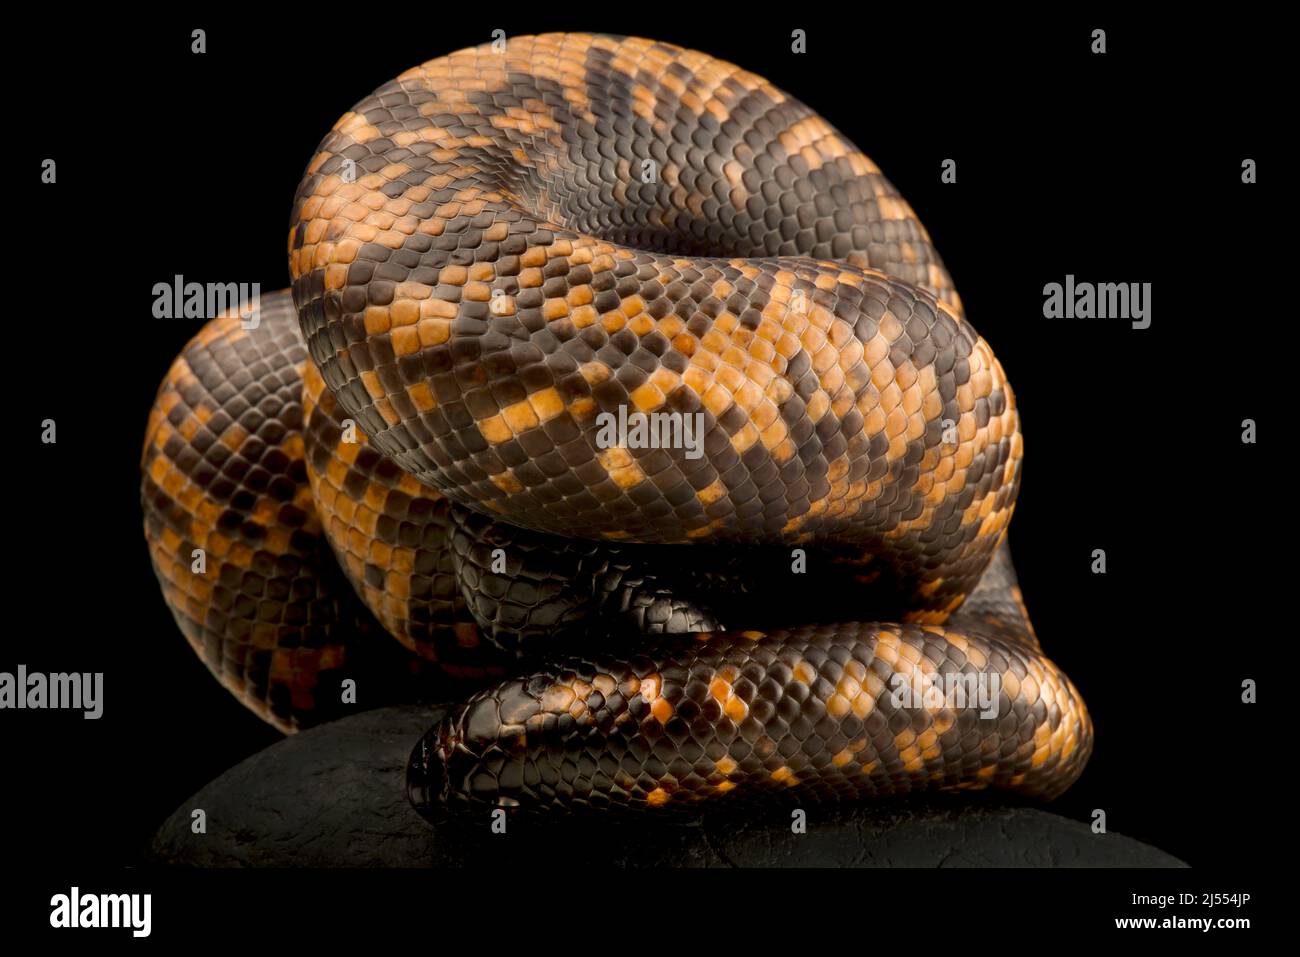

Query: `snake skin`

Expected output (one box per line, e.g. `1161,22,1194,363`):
288,33,1017,622
140,297,435,731
303,348,745,661
301,356,494,676
143,34,1092,812
408,619,1087,814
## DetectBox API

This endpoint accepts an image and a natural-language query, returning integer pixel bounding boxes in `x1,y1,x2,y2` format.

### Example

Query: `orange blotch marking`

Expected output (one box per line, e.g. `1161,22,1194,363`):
501,399,540,433
651,697,674,724
477,415,511,444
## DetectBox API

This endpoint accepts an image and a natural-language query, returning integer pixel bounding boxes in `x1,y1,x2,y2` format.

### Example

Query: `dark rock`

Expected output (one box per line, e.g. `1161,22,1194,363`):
149,706,1184,868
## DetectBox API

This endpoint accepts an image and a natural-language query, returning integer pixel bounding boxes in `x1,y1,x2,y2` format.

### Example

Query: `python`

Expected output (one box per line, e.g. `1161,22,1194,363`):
144,33,1093,811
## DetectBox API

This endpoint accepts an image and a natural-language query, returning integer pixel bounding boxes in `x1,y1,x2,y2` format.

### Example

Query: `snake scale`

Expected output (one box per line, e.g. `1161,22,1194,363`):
141,33,1091,817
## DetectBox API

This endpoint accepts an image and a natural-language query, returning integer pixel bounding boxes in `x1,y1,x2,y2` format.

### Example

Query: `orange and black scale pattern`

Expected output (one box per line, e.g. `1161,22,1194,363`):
288,33,1016,618
409,618,1088,812
144,34,1091,811
301,356,491,676
302,322,918,662
140,296,437,732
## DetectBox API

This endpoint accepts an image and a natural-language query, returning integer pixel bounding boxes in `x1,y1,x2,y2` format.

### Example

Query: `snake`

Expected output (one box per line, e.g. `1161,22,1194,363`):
141,33,1091,817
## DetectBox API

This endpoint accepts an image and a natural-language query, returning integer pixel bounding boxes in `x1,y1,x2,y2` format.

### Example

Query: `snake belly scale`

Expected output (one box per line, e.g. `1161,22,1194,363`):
141,33,1091,815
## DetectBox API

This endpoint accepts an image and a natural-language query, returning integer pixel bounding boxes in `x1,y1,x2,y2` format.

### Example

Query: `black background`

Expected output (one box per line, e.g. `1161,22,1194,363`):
6,8,1283,880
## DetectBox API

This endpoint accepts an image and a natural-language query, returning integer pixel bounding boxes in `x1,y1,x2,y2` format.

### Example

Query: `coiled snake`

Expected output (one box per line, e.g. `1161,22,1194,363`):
142,33,1091,817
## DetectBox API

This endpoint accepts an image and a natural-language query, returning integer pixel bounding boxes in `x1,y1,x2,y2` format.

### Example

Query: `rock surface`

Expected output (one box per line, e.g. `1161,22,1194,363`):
150,706,1184,867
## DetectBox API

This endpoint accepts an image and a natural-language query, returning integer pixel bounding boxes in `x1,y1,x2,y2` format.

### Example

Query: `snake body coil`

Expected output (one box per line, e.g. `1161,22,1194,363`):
142,34,1091,815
